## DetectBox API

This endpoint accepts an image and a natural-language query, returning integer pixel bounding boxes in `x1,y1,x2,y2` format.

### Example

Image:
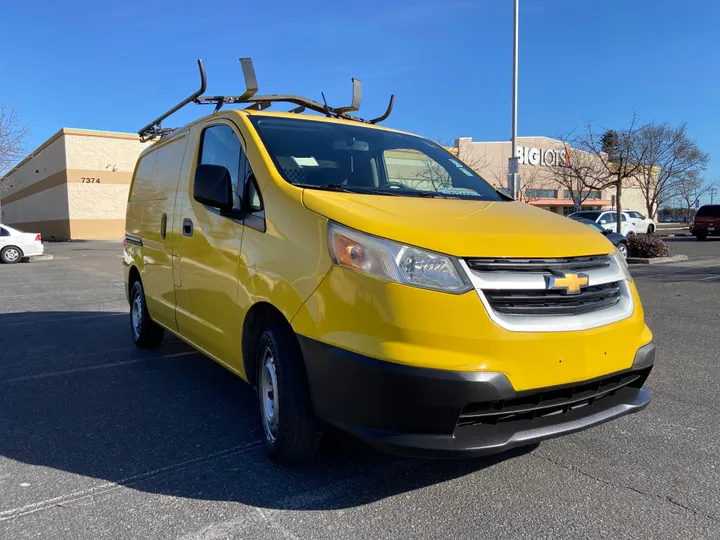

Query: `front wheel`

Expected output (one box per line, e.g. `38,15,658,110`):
696,234,707,241
129,280,164,348
257,325,322,466
617,242,628,259
0,246,23,264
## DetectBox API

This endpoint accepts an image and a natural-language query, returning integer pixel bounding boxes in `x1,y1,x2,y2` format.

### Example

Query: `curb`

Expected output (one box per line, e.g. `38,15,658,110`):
627,255,689,265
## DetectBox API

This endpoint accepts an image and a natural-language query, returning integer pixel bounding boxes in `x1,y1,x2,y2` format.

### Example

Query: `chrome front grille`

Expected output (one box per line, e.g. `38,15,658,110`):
460,254,633,332
483,281,621,316
464,255,611,273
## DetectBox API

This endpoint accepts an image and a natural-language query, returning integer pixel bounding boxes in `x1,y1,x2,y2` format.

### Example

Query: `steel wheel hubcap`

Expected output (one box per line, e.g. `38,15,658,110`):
131,293,142,338
619,245,628,258
260,347,279,443
5,249,19,261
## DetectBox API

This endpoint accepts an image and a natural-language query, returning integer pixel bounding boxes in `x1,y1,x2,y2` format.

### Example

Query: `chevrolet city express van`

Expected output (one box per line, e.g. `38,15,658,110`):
124,104,654,465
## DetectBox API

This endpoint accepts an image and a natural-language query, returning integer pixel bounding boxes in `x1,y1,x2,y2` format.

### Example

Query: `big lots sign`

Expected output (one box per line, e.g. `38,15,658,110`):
516,146,571,167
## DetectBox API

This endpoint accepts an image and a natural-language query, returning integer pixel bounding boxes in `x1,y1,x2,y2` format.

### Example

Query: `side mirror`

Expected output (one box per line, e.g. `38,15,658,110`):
599,219,608,225
194,164,233,211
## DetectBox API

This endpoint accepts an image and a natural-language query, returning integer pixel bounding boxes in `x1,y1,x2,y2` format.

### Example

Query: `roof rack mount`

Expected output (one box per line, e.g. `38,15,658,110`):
138,58,395,141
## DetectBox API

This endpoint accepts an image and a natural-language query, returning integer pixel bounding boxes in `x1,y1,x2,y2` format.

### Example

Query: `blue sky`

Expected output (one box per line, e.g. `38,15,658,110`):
2,0,719,202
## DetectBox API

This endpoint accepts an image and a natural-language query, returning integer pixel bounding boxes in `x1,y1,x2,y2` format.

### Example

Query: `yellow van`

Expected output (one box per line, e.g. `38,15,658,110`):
124,59,654,465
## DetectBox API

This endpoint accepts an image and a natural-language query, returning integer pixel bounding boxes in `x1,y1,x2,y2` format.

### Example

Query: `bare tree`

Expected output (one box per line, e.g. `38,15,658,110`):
488,164,550,203
0,105,29,176
387,138,493,192
674,172,717,222
629,122,709,219
547,134,607,210
578,112,650,227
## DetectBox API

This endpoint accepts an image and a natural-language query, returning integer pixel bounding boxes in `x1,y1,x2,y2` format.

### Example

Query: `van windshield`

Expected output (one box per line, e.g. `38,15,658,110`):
248,116,503,201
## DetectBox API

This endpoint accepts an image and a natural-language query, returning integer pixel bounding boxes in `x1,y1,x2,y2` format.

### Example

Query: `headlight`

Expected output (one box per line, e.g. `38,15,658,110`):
612,247,633,281
328,222,471,293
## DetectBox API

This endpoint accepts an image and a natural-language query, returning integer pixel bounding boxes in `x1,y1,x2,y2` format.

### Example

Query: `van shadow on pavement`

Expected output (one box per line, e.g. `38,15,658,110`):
0,311,536,512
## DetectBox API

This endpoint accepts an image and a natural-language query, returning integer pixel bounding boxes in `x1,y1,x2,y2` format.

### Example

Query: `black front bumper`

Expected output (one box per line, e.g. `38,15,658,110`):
299,337,655,458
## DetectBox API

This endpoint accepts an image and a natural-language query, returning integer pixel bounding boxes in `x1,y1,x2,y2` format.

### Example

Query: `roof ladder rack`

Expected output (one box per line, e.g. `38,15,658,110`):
139,57,395,141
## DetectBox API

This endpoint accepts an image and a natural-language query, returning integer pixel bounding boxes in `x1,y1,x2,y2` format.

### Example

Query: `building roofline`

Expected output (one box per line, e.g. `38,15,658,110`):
1,128,140,182
455,135,564,146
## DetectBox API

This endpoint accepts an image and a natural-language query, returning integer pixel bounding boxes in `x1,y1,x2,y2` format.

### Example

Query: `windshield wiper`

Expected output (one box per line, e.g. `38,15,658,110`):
294,184,401,196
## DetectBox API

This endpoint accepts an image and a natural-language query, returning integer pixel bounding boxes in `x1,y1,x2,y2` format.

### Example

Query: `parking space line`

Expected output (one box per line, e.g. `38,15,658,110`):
2,312,124,327
0,441,263,522
0,351,197,384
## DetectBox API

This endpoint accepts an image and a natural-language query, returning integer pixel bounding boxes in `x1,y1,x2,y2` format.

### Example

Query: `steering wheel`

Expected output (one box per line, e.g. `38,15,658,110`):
377,182,408,190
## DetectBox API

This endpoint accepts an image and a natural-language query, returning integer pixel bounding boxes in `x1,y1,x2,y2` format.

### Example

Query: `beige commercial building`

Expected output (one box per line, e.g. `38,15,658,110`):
0,129,150,240
452,136,649,217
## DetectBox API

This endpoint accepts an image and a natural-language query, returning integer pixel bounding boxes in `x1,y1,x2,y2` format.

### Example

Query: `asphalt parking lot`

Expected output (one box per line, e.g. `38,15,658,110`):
1,239,719,539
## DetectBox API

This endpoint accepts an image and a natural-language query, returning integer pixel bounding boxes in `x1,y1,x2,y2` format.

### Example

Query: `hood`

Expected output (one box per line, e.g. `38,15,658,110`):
302,190,615,258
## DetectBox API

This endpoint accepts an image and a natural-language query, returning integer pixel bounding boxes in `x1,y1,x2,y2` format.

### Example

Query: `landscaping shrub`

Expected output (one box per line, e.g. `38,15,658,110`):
628,233,672,258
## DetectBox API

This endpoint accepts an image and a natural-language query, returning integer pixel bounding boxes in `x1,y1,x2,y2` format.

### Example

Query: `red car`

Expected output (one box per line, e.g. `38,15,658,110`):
691,205,720,241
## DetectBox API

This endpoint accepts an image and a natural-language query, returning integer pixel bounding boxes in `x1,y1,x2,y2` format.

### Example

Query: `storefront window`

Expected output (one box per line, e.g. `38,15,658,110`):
563,190,602,200
526,189,557,199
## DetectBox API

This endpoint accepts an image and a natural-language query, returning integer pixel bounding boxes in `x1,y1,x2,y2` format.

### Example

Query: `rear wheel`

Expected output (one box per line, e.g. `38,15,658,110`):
0,246,23,264
696,234,707,241
129,280,164,348
257,325,322,466
647,224,655,234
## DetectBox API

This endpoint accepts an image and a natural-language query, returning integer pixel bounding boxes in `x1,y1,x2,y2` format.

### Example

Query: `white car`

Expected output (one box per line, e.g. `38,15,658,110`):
0,224,44,264
624,210,656,234
569,211,637,236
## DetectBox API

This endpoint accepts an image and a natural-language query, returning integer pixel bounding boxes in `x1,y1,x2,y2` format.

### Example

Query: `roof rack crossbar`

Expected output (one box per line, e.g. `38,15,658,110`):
138,59,207,141
369,94,395,124
334,78,362,114
139,57,395,141
238,58,259,99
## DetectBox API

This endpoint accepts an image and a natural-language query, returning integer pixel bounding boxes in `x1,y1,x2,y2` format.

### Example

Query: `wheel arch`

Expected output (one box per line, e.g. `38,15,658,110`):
242,301,297,387
127,265,142,304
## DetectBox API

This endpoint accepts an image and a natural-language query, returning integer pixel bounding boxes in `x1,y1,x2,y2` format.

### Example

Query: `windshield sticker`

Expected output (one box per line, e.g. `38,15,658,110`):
438,186,478,196
459,168,474,176
291,156,319,167
449,159,464,168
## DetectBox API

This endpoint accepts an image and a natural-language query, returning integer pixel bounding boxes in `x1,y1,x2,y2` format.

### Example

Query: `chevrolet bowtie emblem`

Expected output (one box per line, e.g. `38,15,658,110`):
546,272,589,295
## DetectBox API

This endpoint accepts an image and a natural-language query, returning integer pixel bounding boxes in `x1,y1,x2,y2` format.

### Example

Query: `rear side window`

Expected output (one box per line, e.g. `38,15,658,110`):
0,227,9,237
696,205,720,217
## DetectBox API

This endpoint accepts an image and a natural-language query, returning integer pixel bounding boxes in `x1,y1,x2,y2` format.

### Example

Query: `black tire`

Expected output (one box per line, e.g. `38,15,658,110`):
696,234,707,241
0,246,23,264
647,224,655,234
617,241,629,259
129,280,164,348
256,324,322,466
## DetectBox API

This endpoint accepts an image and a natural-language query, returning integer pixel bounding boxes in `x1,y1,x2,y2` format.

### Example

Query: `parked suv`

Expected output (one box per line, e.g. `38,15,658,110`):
690,205,720,240
123,58,655,465
624,211,655,234
569,210,637,236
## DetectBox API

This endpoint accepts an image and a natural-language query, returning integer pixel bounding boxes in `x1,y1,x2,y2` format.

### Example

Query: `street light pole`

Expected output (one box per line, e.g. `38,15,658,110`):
508,0,520,198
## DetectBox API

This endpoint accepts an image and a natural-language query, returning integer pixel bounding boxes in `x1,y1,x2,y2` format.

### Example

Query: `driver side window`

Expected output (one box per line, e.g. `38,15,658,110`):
199,125,243,211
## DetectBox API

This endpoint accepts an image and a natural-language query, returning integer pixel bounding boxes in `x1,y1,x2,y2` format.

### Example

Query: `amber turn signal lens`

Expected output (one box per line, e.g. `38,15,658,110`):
332,234,369,270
